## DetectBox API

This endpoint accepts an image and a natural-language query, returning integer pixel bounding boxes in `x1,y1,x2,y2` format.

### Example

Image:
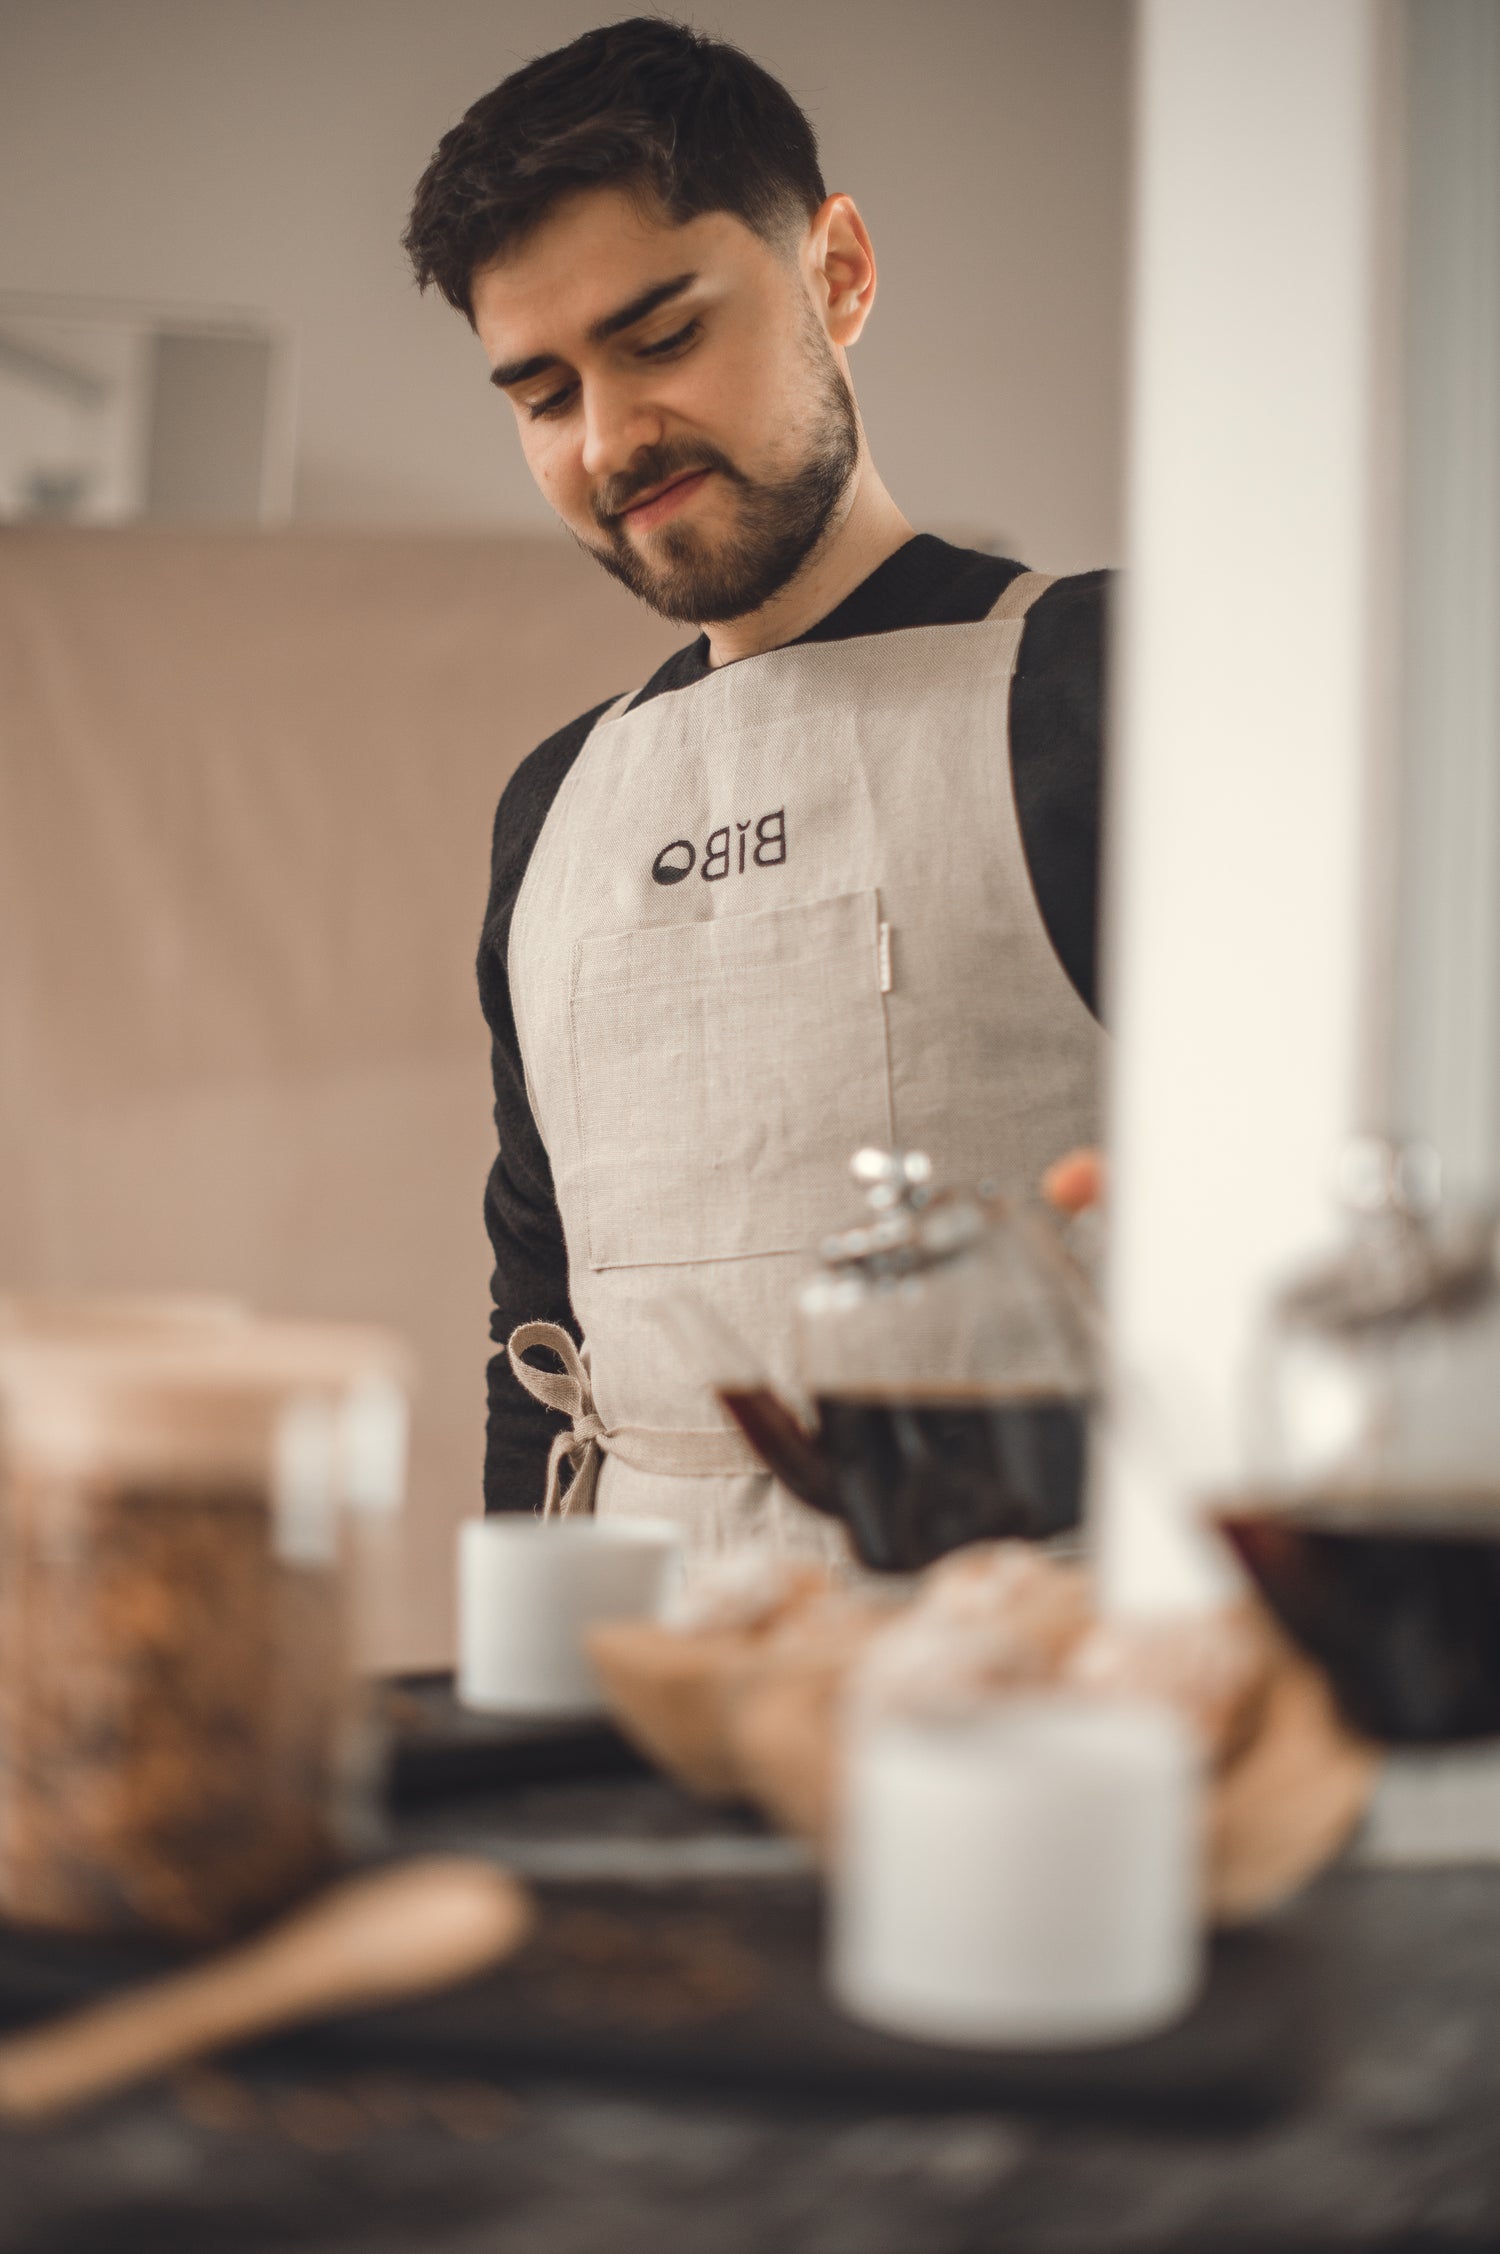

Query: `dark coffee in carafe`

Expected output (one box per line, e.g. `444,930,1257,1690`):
722,1384,1087,1572
1218,1494,1500,1743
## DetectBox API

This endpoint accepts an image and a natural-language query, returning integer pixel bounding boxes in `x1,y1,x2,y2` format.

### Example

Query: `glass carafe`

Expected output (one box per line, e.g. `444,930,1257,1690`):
1217,1137,1500,1742
717,1148,1099,1570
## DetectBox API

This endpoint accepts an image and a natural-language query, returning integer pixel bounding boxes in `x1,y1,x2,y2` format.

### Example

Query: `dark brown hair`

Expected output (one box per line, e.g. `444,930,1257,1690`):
403,17,827,321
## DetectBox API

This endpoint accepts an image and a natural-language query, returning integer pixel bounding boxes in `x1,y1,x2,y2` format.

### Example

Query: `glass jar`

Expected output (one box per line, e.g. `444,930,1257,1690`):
0,1319,410,1938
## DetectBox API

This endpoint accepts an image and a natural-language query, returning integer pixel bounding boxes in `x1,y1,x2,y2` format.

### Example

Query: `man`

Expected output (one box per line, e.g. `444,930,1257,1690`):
404,17,1107,1550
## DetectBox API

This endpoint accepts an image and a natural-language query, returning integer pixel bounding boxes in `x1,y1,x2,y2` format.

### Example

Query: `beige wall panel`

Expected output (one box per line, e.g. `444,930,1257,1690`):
0,526,680,1665
0,0,1130,569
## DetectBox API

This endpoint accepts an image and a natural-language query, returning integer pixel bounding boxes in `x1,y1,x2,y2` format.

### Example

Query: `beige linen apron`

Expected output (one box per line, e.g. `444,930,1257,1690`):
506,572,1104,1557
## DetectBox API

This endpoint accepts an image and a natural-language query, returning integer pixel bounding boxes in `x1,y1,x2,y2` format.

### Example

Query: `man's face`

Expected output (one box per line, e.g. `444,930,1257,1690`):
471,187,859,625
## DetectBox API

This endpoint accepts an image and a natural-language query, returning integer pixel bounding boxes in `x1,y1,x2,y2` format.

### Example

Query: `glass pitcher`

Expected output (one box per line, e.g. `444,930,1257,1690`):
704,1147,1099,1570
1217,1136,1500,1742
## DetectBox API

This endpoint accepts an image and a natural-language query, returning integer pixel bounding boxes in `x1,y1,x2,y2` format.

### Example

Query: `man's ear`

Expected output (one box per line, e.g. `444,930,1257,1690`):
804,193,877,347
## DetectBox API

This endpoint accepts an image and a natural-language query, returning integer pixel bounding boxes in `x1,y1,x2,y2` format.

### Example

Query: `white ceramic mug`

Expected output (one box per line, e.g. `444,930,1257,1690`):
457,1514,682,1717
831,1692,1203,2047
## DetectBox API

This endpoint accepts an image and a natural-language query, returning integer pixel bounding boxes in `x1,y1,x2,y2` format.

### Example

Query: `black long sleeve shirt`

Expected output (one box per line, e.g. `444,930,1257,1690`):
476,535,1110,1513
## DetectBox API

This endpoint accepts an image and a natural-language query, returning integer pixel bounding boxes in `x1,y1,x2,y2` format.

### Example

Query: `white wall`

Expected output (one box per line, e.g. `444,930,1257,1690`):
0,0,1131,570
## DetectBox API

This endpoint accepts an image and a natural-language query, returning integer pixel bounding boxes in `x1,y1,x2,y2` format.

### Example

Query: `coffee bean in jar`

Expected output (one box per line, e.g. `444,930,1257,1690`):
0,1323,409,1941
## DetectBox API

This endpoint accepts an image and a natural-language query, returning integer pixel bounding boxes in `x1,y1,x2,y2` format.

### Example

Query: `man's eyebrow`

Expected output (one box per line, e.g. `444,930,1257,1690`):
488,272,699,392
588,271,697,344
489,351,556,391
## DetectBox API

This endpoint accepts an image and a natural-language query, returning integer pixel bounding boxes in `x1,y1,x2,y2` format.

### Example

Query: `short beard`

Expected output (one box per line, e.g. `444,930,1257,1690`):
574,329,860,627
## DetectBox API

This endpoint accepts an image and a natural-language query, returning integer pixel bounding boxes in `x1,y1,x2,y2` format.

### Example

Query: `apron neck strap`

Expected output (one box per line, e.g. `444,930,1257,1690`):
987,569,1056,623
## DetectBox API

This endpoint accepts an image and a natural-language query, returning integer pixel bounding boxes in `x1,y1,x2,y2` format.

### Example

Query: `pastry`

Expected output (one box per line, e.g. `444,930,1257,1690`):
592,1533,1378,1929
584,1551,832,1798
1061,1602,1273,1767
920,1541,1092,1664
723,1588,896,1848
850,1544,1091,1722
1206,1642,1377,1921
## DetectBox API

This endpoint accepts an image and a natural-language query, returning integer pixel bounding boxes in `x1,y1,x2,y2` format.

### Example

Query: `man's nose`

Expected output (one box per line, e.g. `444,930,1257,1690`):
578,380,664,483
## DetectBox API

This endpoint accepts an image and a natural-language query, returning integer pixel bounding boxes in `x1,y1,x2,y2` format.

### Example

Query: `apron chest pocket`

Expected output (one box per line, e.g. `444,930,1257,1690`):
569,889,894,1271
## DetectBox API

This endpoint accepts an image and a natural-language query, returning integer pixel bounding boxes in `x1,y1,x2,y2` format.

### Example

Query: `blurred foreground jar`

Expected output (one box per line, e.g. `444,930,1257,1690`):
832,1693,1201,2045
0,1319,410,1939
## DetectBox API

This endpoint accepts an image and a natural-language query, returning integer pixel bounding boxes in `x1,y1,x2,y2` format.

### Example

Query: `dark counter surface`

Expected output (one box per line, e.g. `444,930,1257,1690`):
0,1758,1497,2253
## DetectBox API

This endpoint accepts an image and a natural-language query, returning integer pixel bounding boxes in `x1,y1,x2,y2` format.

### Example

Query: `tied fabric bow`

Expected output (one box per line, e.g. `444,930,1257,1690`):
504,1319,764,1517
506,1321,605,1517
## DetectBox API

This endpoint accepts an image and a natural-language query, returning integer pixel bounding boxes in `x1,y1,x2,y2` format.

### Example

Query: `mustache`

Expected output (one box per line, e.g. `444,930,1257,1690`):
593,440,745,530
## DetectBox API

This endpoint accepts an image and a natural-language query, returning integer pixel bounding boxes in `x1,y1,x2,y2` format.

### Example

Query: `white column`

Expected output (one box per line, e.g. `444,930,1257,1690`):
1098,0,1404,1612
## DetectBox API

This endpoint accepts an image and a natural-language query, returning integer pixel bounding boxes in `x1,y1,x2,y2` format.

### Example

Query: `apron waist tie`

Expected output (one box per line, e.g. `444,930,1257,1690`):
506,1320,761,1517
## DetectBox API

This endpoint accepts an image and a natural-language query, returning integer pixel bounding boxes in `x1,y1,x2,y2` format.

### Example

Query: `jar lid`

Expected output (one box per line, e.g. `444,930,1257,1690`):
818,1149,985,1280
0,1318,412,1480
0,1292,250,1341
1280,1136,1497,1331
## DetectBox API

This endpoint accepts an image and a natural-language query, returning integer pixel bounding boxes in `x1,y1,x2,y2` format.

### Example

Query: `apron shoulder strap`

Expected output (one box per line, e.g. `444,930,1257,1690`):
987,568,1056,624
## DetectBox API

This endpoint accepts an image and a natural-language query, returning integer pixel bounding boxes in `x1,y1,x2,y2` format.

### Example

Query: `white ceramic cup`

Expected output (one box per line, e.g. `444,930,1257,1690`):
457,1515,682,1717
831,1692,1202,2048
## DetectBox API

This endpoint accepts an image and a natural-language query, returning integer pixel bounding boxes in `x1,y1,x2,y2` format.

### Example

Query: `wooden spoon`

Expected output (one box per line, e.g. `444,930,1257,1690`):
0,1856,532,2124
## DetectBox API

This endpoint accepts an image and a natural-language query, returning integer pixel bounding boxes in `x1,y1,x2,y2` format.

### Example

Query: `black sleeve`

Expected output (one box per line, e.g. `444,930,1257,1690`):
1008,569,1111,1023
476,697,616,1513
